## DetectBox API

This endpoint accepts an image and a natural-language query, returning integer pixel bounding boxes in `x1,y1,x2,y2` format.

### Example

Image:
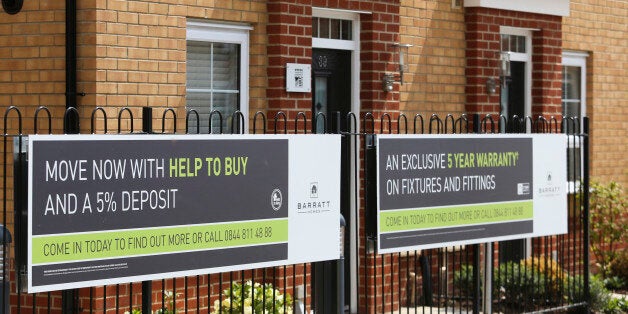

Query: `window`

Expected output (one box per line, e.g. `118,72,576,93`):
186,21,251,133
562,51,587,119
562,66,581,117
562,51,588,192
312,17,352,40
501,34,527,54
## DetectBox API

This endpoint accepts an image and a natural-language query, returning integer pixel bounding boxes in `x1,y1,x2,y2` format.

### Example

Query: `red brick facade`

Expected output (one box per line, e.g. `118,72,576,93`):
267,0,313,120
266,0,401,128
358,1,401,115
464,8,563,119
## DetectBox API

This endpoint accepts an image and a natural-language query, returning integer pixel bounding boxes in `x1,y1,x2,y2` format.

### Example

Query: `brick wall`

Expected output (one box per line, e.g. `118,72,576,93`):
0,1,67,131
563,0,628,186
77,0,269,133
400,0,466,117
266,0,313,129
265,0,402,133
78,0,188,129
0,0,269,134
359,1,401,116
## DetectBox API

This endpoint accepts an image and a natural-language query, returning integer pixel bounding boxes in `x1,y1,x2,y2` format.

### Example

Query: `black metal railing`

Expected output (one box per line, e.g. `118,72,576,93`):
358,113,590,314
1,106,589,313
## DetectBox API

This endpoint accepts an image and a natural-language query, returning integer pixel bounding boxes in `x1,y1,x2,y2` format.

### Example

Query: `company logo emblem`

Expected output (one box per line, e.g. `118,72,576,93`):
310,182,319,198
271,189,283,211
297,183,331,213
538,171,560,196
517,183,530,195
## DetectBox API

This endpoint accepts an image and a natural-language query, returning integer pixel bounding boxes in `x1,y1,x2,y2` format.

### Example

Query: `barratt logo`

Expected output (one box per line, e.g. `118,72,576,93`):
297,183,331,213
538,171,561,196
297,200,331,210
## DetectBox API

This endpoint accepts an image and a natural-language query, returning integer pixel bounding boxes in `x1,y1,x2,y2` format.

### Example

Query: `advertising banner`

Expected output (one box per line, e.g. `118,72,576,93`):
377,134,567,254
28,134,341,293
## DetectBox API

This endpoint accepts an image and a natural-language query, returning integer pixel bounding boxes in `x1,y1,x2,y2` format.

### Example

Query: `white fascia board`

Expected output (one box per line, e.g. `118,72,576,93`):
464,0,570,17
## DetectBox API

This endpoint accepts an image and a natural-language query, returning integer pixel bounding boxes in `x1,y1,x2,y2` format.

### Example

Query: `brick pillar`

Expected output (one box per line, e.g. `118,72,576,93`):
465,7,501,116
360,1,402,134
532,24,563,118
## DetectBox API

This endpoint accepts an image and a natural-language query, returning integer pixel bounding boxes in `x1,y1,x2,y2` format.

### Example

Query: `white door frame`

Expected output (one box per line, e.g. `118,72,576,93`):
312,7,363,312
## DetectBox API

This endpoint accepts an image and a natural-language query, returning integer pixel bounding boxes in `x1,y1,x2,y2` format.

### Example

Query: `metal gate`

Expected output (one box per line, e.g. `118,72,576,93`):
2,106,589,313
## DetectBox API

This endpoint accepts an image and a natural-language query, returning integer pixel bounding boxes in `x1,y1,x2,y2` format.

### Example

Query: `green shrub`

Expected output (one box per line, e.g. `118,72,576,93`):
609,250,628,289
493,256,569,310
603,297,628,314
589,275,613,313
453,264,475,296
493,261,552,310
211,281,292,314
521,256,566,299
567,274,613,313
588,181,627,277
567,275,628,314
603,276,627,291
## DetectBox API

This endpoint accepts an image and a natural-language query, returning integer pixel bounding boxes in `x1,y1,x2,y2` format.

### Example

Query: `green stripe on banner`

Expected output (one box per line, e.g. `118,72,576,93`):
32,219,288,264
380,201,533,233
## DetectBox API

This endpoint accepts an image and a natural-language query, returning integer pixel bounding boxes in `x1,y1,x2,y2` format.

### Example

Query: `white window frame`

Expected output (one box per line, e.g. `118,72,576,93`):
562,51,588,194
562,51,588,118
186,21,251,132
